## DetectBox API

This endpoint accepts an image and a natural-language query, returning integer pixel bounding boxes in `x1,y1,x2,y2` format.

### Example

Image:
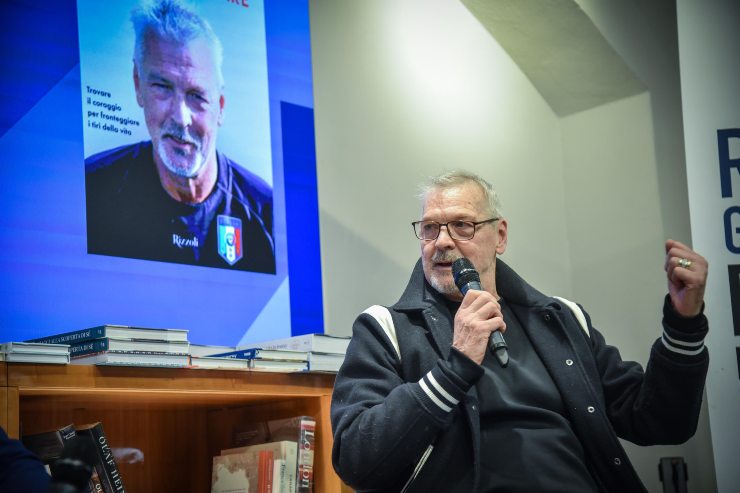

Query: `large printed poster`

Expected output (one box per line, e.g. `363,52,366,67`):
0,0,322,346
677,1,740,491
79,0,275,273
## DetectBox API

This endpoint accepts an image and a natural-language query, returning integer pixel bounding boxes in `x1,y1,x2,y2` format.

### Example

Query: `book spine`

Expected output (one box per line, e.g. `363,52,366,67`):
272,459,286,493
28,327,105,345
85,424,126,493
258,336,312,352
88,468,105,493
297,419,316,493
70,339,110,357
209,348,258,359
77,431,114,493
258,450,274,493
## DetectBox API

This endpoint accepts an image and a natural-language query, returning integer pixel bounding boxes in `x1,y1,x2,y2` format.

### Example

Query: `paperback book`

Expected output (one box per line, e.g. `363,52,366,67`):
232,416,316,493
248,359,308,373
69,337,190,357
306,352,345,373
190,355,252,370
22,423,77,464
211,449,273,493
27,324,189,345
75,422,126,493
244,333,350,355
220,441,298,493
23,423,107,493
208,347,309,362
0,342,70,364
70,350,189,367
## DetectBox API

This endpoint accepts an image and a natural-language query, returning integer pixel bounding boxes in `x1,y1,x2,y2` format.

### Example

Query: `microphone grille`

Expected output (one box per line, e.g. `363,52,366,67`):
451,257,480,289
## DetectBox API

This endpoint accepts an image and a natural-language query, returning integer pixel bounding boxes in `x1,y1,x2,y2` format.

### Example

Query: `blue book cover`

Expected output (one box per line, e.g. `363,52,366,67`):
69,338,190,357
207,347,308,361
27,325,188,345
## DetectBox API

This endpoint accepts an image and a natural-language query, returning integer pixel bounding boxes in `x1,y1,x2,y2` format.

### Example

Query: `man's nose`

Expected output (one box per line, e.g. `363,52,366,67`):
434,225,456,249
170,95,193,127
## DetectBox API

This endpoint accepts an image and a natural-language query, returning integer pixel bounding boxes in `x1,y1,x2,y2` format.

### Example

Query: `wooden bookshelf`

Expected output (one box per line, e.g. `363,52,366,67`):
0,362,350,492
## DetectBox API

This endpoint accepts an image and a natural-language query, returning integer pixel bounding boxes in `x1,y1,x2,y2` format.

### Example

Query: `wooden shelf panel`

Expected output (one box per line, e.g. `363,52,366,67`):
8,363,335,396
3,363,347,492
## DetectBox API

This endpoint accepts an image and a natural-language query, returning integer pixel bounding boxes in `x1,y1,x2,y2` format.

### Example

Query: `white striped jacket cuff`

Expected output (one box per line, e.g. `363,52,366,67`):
661,330,705,356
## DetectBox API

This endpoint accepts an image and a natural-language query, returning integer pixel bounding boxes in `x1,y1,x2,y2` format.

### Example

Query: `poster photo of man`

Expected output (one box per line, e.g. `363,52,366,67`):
79,0,276,274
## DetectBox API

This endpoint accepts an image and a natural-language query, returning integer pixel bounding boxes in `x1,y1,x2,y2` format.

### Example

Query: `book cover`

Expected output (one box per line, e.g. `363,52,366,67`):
70,351,189,367
243,333,350,355
0,342,70,354
190,355,252,370
0,351,70,364
76,422,126,493
27,325,189,345
190,343,235,358
69,338,190,357
272,459,286,493
248,359,308,373
89,468,105,493
22,423,77,464
211,449,273,493
207,347,308,362
233,416,316,493
221,441,297,493
306,352,345,373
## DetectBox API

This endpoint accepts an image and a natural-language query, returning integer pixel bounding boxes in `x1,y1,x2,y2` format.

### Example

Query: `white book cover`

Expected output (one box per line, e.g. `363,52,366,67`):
0,342,70,354
221,440,297,493
244,333,350,355
211,453,258,493
272,458,286,493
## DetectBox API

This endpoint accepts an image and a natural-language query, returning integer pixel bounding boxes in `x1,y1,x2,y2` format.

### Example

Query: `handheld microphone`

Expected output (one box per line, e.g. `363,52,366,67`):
451,258,509,368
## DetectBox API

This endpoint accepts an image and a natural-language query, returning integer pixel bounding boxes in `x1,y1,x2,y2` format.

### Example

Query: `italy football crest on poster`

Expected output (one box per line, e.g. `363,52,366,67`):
217,215,243,265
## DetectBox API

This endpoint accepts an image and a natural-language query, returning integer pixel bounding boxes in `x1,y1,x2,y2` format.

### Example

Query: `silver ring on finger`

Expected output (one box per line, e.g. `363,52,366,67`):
678,258,692,269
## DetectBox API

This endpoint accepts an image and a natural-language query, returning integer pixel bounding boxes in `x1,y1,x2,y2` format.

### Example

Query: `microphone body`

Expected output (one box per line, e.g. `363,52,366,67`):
451,258,509,368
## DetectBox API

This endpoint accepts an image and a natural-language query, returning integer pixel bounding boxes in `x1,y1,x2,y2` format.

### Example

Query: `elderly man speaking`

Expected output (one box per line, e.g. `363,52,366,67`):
331,170,709,492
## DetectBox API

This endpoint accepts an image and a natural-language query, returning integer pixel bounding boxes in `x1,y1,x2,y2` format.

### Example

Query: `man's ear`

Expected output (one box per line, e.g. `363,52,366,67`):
133,63,144,108
218,93,225,126
496,218,508,255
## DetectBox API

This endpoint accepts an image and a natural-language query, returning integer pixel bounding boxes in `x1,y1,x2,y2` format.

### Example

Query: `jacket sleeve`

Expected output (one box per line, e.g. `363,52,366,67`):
588,295,709,446
331,310,482,491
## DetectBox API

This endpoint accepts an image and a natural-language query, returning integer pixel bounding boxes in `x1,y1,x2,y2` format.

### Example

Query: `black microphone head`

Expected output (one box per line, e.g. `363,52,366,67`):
451,257,480,291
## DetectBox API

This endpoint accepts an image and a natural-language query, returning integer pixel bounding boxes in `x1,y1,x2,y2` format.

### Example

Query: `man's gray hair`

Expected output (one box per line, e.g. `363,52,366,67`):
418,170,503,218
131,0,223,86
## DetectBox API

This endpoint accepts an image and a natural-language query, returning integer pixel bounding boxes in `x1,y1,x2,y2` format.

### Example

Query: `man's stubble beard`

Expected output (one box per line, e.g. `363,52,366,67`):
157,140,205,178
427,251,461,298
156,123,207,178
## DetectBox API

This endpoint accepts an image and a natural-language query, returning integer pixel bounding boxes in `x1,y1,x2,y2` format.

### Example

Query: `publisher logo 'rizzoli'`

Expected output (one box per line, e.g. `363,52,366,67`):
172,234,199,249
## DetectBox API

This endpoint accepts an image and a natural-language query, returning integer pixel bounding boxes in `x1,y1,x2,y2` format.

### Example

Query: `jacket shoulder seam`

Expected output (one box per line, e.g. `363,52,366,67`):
363,305,402,360
553,296,590,338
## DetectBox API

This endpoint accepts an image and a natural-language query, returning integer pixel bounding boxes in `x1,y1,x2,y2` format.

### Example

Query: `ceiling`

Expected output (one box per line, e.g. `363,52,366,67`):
461,0,645,117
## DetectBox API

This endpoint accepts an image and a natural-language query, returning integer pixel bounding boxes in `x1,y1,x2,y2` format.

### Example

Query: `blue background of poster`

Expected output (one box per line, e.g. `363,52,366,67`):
0,0,323,346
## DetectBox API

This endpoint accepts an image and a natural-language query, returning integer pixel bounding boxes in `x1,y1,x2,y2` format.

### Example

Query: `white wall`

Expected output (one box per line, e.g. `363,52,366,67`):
561,93,716,492
568,3,716,490
311,0,570,335
310,0,715,491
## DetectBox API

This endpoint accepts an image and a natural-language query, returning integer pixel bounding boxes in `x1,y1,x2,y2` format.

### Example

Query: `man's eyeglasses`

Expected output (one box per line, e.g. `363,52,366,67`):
411,218,499,241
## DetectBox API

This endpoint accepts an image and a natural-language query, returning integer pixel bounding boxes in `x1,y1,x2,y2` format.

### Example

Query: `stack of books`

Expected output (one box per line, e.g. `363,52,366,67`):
23,421,127,493
0,342,70,364
211,415,316,493
189,343,251,370
27,324,190,367
204,347,310,373
246,333,351,373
